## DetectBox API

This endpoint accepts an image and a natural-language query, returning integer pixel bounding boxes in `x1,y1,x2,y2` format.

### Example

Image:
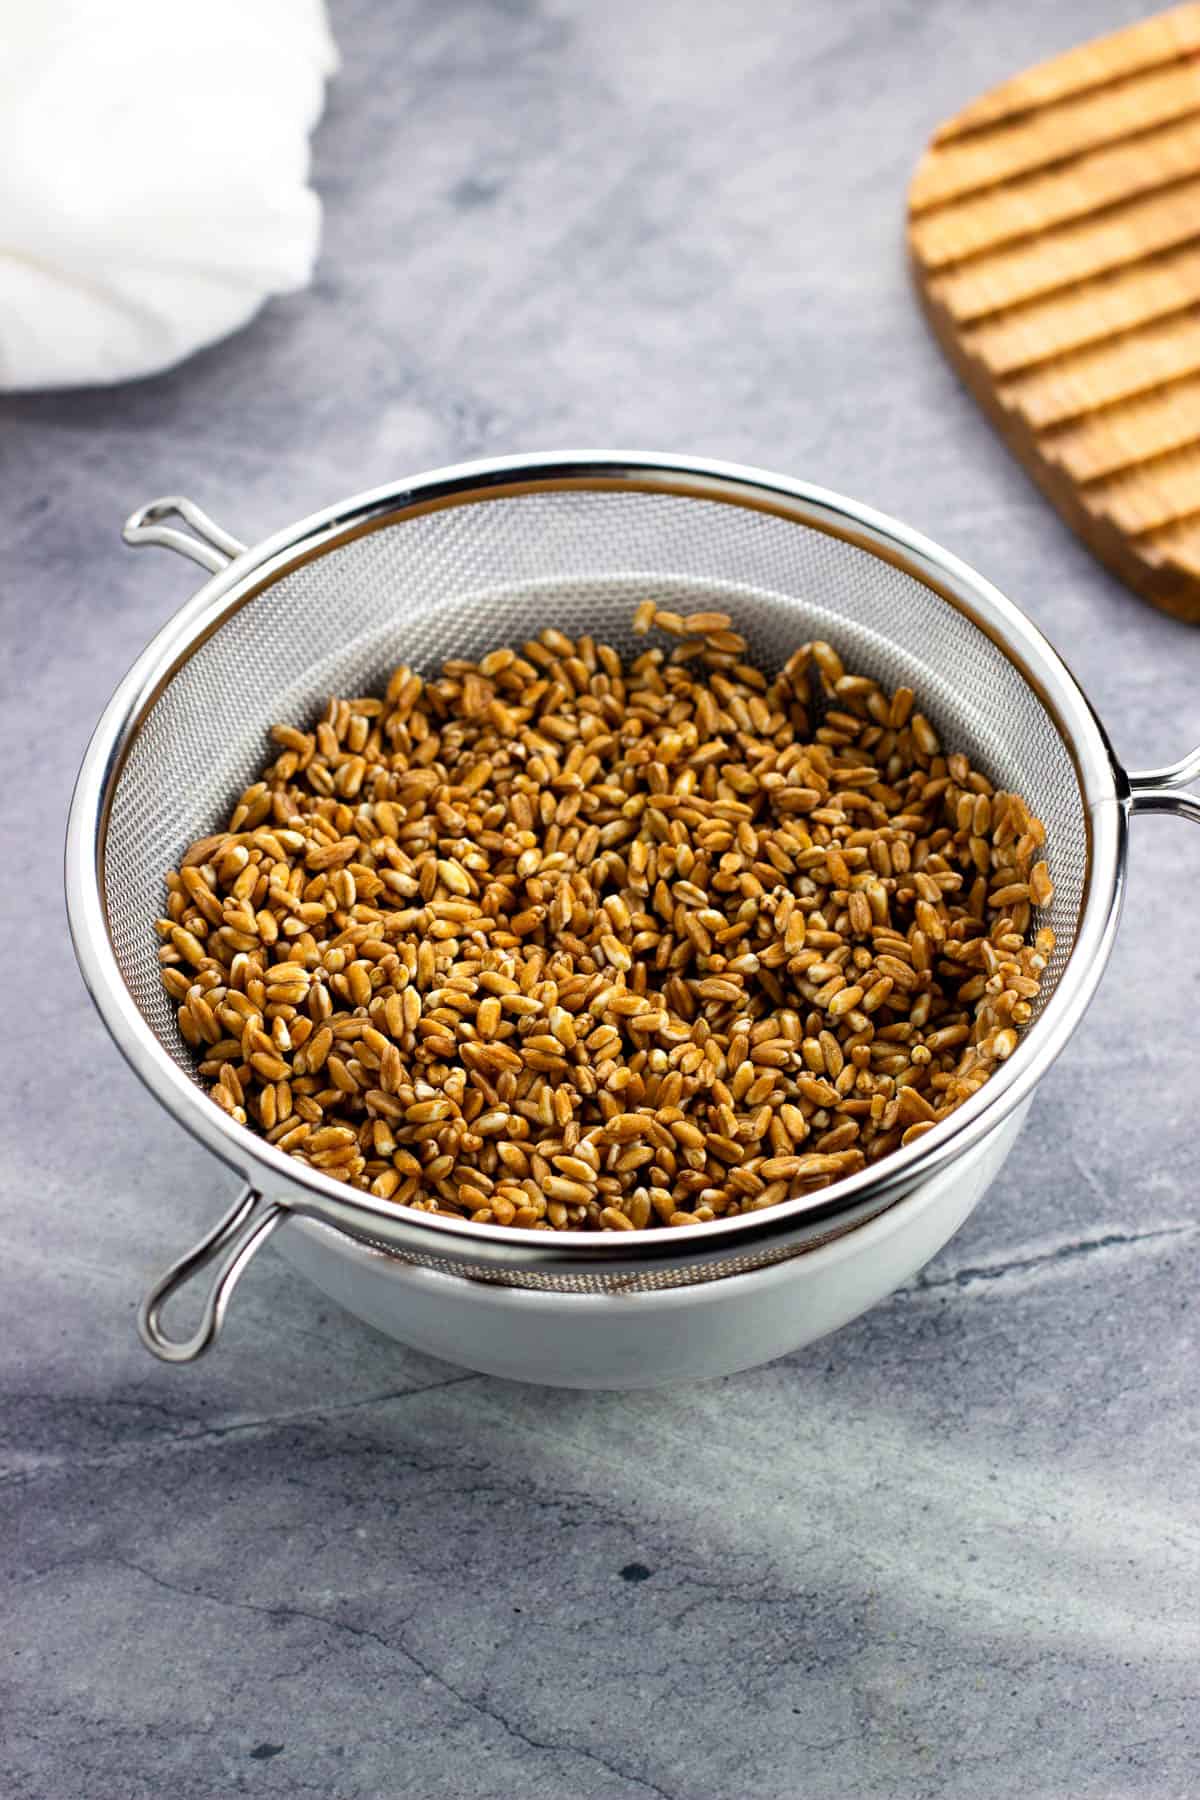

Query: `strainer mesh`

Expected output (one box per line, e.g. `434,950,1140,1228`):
103,488,1087,1288
341,1209,878,1293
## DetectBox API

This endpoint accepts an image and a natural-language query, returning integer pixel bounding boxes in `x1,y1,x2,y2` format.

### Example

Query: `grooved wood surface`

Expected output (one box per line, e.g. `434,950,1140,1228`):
909,4,1200,621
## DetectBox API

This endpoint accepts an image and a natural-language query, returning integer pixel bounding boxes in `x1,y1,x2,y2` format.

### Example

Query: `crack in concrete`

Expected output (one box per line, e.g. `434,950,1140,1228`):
0,1371,480,1489
175,1372,480,1443
902,1223,1195,1296
109,1556,679,1800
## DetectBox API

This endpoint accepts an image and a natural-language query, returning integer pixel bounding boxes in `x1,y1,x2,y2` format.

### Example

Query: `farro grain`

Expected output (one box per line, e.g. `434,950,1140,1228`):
160,601,1054,1232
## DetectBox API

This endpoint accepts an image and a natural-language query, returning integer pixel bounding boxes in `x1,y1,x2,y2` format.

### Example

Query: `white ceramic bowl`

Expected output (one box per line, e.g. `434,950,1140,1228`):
275,1102,1029,1387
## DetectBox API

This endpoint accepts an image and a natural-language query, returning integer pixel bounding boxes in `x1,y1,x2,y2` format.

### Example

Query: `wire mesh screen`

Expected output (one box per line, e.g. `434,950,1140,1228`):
337,1207,881,1292
101,485,1088,1285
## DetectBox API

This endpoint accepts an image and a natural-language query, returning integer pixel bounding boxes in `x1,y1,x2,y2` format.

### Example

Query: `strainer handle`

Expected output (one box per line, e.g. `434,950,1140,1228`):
123,496,246,573
1127,744,1200,827
138,1185,285,1363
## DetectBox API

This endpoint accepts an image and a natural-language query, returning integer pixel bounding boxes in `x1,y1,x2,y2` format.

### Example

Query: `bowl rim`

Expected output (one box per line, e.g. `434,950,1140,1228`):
65,449,1130,1277
280,1094,1030,1312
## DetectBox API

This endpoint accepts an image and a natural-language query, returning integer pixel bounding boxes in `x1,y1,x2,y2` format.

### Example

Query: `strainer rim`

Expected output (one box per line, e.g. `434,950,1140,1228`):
66,449,1129,1276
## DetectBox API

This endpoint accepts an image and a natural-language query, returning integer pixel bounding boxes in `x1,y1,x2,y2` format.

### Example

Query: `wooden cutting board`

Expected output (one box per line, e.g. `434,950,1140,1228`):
909,5,1200,623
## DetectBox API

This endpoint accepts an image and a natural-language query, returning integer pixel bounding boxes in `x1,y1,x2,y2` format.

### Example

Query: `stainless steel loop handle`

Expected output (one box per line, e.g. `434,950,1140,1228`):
138,1185,285,1363
1127,743,1200,827
123,496,247,573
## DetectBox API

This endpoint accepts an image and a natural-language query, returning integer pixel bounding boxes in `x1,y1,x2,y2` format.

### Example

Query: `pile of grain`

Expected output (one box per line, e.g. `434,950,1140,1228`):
157,605,1053,1231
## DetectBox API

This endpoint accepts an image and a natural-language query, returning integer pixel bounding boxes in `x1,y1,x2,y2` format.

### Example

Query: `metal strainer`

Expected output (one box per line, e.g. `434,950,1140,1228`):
65,452,1200,1363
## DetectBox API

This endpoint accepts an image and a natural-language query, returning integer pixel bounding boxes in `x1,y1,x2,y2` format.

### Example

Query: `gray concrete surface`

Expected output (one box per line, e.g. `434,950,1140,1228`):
3,2,1198,1795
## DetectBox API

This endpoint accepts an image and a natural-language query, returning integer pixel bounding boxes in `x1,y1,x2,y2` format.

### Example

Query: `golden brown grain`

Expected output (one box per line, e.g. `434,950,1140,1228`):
158,601,1054,1231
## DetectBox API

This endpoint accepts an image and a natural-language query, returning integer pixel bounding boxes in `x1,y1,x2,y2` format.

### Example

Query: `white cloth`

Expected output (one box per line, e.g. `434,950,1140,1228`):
0,0,337,391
